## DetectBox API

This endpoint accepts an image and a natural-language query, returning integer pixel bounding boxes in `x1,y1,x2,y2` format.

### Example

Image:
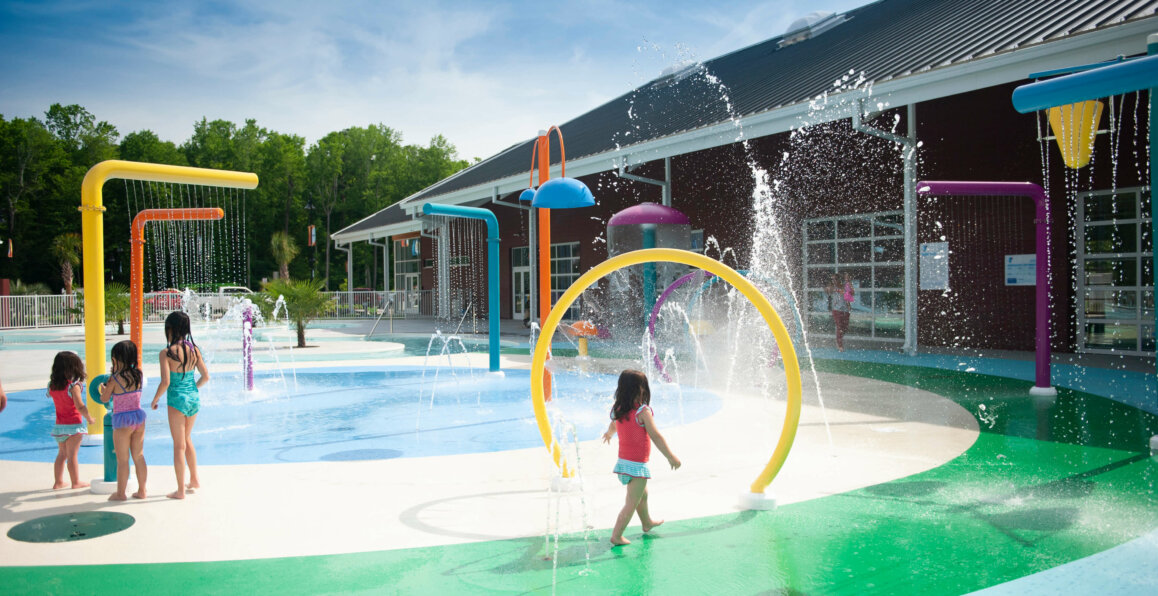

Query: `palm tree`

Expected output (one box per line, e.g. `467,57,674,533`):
51,232,82,293
270,230,300,281
261,278,334,347
68,282,131,334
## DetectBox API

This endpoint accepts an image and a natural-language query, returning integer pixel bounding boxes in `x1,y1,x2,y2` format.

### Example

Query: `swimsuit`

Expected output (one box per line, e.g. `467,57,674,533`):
613,405,653,484
166,341,201,417
167,370,200,417
109,376,147,430
49,380,87,443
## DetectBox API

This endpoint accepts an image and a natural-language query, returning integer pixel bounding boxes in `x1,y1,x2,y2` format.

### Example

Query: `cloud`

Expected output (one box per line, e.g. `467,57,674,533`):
0,0,873,161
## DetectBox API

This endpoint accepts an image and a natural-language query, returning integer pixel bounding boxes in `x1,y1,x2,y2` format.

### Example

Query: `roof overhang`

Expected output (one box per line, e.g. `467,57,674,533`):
365,17,1155,232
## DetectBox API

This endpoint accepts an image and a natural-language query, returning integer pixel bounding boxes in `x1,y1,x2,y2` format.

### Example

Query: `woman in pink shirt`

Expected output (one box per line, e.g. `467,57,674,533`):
602,369,681,546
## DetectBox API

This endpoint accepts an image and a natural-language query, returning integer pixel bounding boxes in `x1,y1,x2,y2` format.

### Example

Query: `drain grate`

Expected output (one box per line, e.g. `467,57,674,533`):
7,511,134,543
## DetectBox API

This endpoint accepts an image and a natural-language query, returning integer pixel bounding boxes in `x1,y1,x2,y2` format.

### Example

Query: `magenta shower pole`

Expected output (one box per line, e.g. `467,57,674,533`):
917,181,1054,395
242,304,254,391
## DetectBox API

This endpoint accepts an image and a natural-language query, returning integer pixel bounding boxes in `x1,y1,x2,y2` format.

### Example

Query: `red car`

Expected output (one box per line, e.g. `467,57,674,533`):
144,289,183,311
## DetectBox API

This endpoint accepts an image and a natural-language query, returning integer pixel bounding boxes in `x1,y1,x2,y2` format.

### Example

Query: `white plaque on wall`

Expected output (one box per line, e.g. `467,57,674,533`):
919,242,949,290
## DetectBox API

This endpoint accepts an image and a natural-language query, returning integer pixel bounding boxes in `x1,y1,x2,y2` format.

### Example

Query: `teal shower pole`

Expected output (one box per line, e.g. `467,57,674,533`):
422,203,502,373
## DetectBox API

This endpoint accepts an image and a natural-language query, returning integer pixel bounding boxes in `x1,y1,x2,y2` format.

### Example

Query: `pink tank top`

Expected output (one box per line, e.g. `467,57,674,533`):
616,405,652,463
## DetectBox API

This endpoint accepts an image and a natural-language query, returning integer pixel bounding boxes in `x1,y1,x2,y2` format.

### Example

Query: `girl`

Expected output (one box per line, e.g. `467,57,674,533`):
826,272,854,352
47,351,93,489
601,369,680,546
150,311,209,500
100,340,148,501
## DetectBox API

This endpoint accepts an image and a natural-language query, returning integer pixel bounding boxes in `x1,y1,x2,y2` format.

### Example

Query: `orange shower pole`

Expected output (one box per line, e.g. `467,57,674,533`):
130,208,224,364
531,126,568,400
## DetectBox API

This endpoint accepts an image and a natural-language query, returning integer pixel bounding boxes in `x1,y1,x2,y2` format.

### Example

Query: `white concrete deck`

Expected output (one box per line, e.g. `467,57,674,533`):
0,324,977,565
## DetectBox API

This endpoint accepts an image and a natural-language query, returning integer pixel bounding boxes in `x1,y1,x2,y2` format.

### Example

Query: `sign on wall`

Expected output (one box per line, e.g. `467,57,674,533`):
1005,254,1036,286
920,242,949,290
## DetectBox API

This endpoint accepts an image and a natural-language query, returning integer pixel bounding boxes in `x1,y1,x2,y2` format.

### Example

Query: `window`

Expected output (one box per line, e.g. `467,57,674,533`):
803,211,904,341
690,229,705,253
551,242,582,320
1076,187,1153,355
393,237,421,291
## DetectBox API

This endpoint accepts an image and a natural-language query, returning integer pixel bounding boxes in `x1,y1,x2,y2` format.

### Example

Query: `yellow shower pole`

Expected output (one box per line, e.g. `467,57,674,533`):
80,160,258,434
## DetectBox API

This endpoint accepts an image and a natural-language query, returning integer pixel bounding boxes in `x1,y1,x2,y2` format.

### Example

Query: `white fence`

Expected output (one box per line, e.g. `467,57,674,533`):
0,290,436,329
0,294,81,328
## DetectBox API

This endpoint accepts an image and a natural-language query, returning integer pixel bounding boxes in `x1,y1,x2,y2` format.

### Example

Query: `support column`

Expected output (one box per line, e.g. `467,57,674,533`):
903,103,918,355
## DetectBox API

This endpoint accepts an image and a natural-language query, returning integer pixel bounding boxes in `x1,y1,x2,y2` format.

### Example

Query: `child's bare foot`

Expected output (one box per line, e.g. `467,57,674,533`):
610,536,631,546
71,481,89,489
186,483,198,494
642,519,664,532
132,490,146,499
52,482,67,490
108,493,127,501
166,490,185,500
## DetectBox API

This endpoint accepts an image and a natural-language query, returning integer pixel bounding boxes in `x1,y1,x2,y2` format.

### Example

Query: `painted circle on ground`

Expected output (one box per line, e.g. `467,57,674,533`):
530,248,803,494
7,511,135,543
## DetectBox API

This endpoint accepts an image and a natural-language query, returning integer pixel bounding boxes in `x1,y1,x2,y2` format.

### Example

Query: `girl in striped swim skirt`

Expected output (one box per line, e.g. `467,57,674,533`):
601,369,681,546
100,340,148,501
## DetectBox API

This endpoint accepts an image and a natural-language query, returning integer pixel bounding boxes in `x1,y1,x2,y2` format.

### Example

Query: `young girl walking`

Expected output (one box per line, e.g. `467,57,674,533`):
47,351,93,489
601,369,681,546
100,340,148,501
150,311,209,500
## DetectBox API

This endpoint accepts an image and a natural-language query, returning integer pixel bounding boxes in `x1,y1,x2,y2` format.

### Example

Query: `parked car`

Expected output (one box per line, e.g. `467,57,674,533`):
144,289,183,311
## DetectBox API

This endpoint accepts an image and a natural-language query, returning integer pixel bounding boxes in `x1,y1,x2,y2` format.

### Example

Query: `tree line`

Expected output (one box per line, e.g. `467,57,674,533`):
0,103,471,294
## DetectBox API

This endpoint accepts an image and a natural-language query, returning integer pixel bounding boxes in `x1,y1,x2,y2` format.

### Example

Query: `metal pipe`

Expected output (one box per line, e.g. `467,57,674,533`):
916,180,1054,395
422,203,502,372
81,160,257,437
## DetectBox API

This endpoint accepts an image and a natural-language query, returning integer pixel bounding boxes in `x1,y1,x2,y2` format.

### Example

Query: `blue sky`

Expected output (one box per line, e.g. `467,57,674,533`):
1,0,874,160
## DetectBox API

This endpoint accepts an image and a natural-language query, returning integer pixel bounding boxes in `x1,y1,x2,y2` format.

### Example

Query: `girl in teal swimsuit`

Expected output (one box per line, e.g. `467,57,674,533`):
151,311,210,500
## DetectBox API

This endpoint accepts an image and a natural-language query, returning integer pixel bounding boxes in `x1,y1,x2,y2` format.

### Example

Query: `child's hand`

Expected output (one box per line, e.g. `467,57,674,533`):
151,399,159,410
601,431,613,444
85,414,95,425
667,455,681,470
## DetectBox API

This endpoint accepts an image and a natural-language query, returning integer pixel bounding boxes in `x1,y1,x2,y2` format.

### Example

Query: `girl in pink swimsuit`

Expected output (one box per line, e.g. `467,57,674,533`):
601,369,681,546
99,340,148,501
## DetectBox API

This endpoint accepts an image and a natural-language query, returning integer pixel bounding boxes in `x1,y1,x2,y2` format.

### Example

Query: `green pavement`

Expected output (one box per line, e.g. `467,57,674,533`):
3,361,1156,594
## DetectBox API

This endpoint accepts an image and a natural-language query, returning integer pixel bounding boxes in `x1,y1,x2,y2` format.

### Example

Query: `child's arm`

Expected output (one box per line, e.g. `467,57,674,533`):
638,408,681,470
601,420,616,444
194,347,210,389
98,375,114,406
70,382,94,425
151,352,170,410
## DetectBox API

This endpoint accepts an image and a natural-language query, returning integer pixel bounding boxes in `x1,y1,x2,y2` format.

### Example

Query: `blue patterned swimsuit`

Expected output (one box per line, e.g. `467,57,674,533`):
166,342,201,417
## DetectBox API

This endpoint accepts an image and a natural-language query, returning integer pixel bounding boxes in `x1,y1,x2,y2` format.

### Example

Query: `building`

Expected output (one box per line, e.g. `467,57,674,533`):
331,0,1158,357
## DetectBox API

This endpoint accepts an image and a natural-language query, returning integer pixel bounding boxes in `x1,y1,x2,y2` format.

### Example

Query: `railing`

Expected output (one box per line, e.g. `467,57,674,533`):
0,294,81,328
0,290,439,329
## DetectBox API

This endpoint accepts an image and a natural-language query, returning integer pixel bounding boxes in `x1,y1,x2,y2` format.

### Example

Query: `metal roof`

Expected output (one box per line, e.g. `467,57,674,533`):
334,0,1158,241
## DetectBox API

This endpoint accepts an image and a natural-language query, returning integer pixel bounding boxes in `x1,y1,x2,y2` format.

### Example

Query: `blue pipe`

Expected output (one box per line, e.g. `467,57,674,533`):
1011,37,1158,380
1011,52,1158,113
422,203,501,372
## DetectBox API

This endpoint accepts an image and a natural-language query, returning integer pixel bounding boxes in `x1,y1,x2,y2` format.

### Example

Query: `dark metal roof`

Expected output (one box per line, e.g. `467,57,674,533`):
334,202,411,239
345,0,1158,235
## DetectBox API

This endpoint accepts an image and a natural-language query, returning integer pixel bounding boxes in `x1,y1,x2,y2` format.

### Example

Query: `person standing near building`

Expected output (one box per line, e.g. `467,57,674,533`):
826,272,853,352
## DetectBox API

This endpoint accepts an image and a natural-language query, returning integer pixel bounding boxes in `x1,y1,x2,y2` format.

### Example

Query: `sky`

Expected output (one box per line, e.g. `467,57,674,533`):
1,0,875,161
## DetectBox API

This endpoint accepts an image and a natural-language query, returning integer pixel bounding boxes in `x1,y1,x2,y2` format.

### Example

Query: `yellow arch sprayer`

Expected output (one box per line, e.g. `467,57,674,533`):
530,248,802,509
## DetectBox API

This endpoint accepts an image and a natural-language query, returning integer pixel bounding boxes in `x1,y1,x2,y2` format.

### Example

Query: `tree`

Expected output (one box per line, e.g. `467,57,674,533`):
306,132,345,289
69,281,131,334
260,278,334,347
269,230,300,280
50,232,82,293
0,116,67,280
